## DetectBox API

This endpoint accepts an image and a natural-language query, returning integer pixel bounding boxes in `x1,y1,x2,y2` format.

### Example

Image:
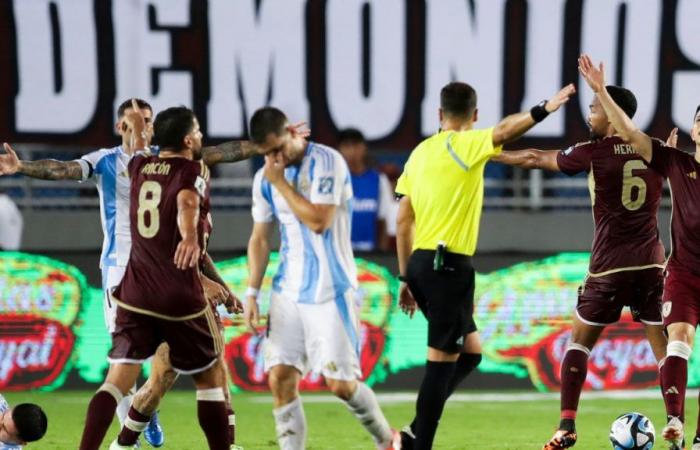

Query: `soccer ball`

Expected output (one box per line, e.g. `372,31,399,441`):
609,412,655,450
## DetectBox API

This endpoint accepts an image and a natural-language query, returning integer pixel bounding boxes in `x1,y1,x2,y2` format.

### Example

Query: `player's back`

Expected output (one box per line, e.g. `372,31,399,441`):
558,136,665,274
113,154,211,319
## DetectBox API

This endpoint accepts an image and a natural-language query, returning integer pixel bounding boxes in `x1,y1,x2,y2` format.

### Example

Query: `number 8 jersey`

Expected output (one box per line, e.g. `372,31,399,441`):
113,154,212,319
557,136,665,275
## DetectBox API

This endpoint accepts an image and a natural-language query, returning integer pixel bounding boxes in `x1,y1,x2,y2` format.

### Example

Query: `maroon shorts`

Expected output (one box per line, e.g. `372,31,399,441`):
576,268,663,326
108,305,223,374
662,268,700,327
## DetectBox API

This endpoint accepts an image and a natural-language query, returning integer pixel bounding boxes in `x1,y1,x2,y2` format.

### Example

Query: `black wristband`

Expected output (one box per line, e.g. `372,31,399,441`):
530,100,550,123
397,274,408,282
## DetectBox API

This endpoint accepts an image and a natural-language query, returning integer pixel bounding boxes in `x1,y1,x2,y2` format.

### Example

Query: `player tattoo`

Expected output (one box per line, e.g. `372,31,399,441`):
19,160,83,180
201,141,257,166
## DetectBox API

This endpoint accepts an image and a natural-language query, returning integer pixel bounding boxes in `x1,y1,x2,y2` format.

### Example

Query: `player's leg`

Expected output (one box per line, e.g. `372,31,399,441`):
191,359,230,450
116,342,177,448
310,291,397,449
265,293,308,450
79,363,143,450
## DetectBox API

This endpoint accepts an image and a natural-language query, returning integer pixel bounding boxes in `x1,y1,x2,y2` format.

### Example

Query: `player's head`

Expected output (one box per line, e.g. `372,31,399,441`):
439,82,478,124
250,107,306,164
587,85,637,139
153,106,203,158
116,98,154,142
692,104,700,145
0,403,47,445
337,128,367,170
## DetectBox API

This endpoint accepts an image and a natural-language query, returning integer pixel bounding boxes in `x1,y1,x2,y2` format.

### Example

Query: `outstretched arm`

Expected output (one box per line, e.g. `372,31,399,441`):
578,54,653,162
491,149,560,171
1,143,83,180
492,84,576,147
201,141,259,167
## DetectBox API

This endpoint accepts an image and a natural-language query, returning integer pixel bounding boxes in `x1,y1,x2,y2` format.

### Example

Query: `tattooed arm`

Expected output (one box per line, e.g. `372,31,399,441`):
0,143,83,180
201,141,260,167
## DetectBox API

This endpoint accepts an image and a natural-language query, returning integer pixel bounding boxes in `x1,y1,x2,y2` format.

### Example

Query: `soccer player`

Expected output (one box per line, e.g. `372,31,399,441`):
578,53,700,450
244,107,401,450
0,394,47,449
79,105,230,450
491,78,668,448
0,98,294,447
394,81,575,450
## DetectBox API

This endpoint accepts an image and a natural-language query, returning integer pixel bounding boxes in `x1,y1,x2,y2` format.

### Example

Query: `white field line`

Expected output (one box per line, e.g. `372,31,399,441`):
251,389,699,404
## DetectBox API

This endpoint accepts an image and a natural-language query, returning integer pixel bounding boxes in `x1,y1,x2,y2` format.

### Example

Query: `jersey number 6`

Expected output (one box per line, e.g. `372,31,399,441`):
621,160,647,211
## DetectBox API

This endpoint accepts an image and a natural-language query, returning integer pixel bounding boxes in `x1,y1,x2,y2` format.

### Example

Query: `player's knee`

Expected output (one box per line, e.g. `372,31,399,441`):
269,372,297,401
327,380,356,401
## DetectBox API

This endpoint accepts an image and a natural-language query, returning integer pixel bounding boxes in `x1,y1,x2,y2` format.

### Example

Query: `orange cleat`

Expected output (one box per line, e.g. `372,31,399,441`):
542,429,577,449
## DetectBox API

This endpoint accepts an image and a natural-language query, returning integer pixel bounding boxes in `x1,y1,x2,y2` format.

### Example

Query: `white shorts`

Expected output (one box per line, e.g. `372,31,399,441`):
263,290,362,381
101,264,126,334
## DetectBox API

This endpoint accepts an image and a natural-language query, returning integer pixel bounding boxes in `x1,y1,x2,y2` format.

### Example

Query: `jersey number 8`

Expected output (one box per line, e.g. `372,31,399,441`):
621,160,647,211
137,181,162,238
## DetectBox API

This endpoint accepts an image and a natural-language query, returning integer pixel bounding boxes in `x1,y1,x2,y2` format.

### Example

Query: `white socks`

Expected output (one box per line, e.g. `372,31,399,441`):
115,384,136,426
344,382,393,448
273,397,307,450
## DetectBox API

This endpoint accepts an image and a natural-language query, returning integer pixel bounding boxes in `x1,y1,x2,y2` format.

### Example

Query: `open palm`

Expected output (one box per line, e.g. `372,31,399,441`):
578,54,606,93
0,143,20,176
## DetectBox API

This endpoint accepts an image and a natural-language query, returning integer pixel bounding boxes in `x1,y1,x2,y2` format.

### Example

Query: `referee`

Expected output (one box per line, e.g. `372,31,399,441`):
395,81,575,450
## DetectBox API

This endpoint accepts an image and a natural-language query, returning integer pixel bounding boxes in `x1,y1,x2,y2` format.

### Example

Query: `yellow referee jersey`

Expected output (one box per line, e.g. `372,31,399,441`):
395,128,502,256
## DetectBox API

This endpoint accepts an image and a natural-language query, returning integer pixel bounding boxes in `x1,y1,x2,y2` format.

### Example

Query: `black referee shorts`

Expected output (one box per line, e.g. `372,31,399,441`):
406,249,476,353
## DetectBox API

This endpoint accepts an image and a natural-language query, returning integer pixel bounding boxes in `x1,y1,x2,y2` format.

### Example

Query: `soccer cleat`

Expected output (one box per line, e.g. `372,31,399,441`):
692,434,700,450
542,429,577,449
144,411,164,447
230,446,244,450
379,429,402,450
399,425,415,450
663,416,684,449
109,439,138,450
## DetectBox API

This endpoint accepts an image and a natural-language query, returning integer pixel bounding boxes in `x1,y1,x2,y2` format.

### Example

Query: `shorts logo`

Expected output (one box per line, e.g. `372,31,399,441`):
325,361,337,372
456,336,464,347
662,301,672,318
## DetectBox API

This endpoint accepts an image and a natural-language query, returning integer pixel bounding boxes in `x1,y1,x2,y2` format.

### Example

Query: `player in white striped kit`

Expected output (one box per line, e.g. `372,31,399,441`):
244,107,400,450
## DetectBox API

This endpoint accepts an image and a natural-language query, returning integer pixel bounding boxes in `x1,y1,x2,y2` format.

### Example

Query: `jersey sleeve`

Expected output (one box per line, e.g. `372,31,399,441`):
76,148,110,181
377,172,393,220
309,152,345,205
450,128,503,167
645,138,674,177
179,161,208,198
251,169,274,223
556,142,594,176
395,153,414,198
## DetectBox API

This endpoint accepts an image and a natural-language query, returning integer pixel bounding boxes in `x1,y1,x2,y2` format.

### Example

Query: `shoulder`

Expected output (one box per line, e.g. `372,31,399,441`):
82,146,120,163
308,142,340,169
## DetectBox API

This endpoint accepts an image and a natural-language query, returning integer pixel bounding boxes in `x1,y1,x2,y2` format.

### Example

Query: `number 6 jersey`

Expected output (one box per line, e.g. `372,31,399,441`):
556,136,665,275
113,154,212,319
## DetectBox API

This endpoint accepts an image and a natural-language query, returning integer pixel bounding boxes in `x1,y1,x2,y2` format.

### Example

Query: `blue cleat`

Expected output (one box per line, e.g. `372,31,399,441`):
143,411,164,448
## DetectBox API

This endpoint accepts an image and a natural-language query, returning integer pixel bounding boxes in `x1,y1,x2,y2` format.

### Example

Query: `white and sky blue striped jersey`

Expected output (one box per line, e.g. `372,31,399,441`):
0,394,22,449
252,142,358,304
75,146,158,271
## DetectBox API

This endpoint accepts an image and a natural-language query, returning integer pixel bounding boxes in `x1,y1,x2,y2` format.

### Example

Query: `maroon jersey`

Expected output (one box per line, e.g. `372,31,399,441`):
556,136,665,274
646,140,700,275
114,154,212,319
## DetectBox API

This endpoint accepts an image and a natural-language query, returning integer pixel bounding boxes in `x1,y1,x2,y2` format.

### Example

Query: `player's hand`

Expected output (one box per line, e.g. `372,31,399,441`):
0,143,21,176
399,283,417,319
244,296,260,333
224,291,244,315
288,121,311,139
201,275,228,305
666,127,679,148
263,152,286,185
122,98,148,150
544,83,576,113
578,54,606,94
174,236,201,270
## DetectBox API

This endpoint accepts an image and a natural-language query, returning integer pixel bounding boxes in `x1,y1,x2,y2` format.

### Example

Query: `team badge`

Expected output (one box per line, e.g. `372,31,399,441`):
195,176,207,197
318,177,334,194
662,301,672,318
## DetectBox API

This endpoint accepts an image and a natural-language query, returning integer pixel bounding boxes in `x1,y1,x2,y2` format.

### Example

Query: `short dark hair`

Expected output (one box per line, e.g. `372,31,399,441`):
12,403,47,442
116,98,152,118
153,106,196,150
605,86,637,119
440,82,477,118
695,104,700,118
337,128,365,146
249,107,287,144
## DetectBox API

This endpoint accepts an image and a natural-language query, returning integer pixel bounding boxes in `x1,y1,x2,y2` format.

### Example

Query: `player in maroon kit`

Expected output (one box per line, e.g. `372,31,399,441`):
79,105,230,450
579,52,700,450
495,82,669,449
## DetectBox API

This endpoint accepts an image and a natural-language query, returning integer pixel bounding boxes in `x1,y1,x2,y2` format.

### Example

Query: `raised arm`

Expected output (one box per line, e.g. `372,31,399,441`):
492,84,576,147
201,140,260,167
0,143,83,180
578,54,653,162
245,221,273,332
174,189,201,270
491,149,560,171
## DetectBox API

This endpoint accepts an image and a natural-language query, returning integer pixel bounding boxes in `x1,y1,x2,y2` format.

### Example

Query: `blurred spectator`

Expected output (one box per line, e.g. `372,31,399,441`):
0,192,22,250
379,163,402,249
338,129,393,252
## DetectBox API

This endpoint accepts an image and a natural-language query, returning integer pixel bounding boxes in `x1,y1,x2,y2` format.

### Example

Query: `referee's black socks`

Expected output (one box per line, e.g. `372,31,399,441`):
410,353,482,435
414,360,457,450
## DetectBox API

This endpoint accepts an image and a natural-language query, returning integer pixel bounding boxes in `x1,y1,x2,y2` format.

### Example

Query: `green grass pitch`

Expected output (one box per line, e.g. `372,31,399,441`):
6,391,689,449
